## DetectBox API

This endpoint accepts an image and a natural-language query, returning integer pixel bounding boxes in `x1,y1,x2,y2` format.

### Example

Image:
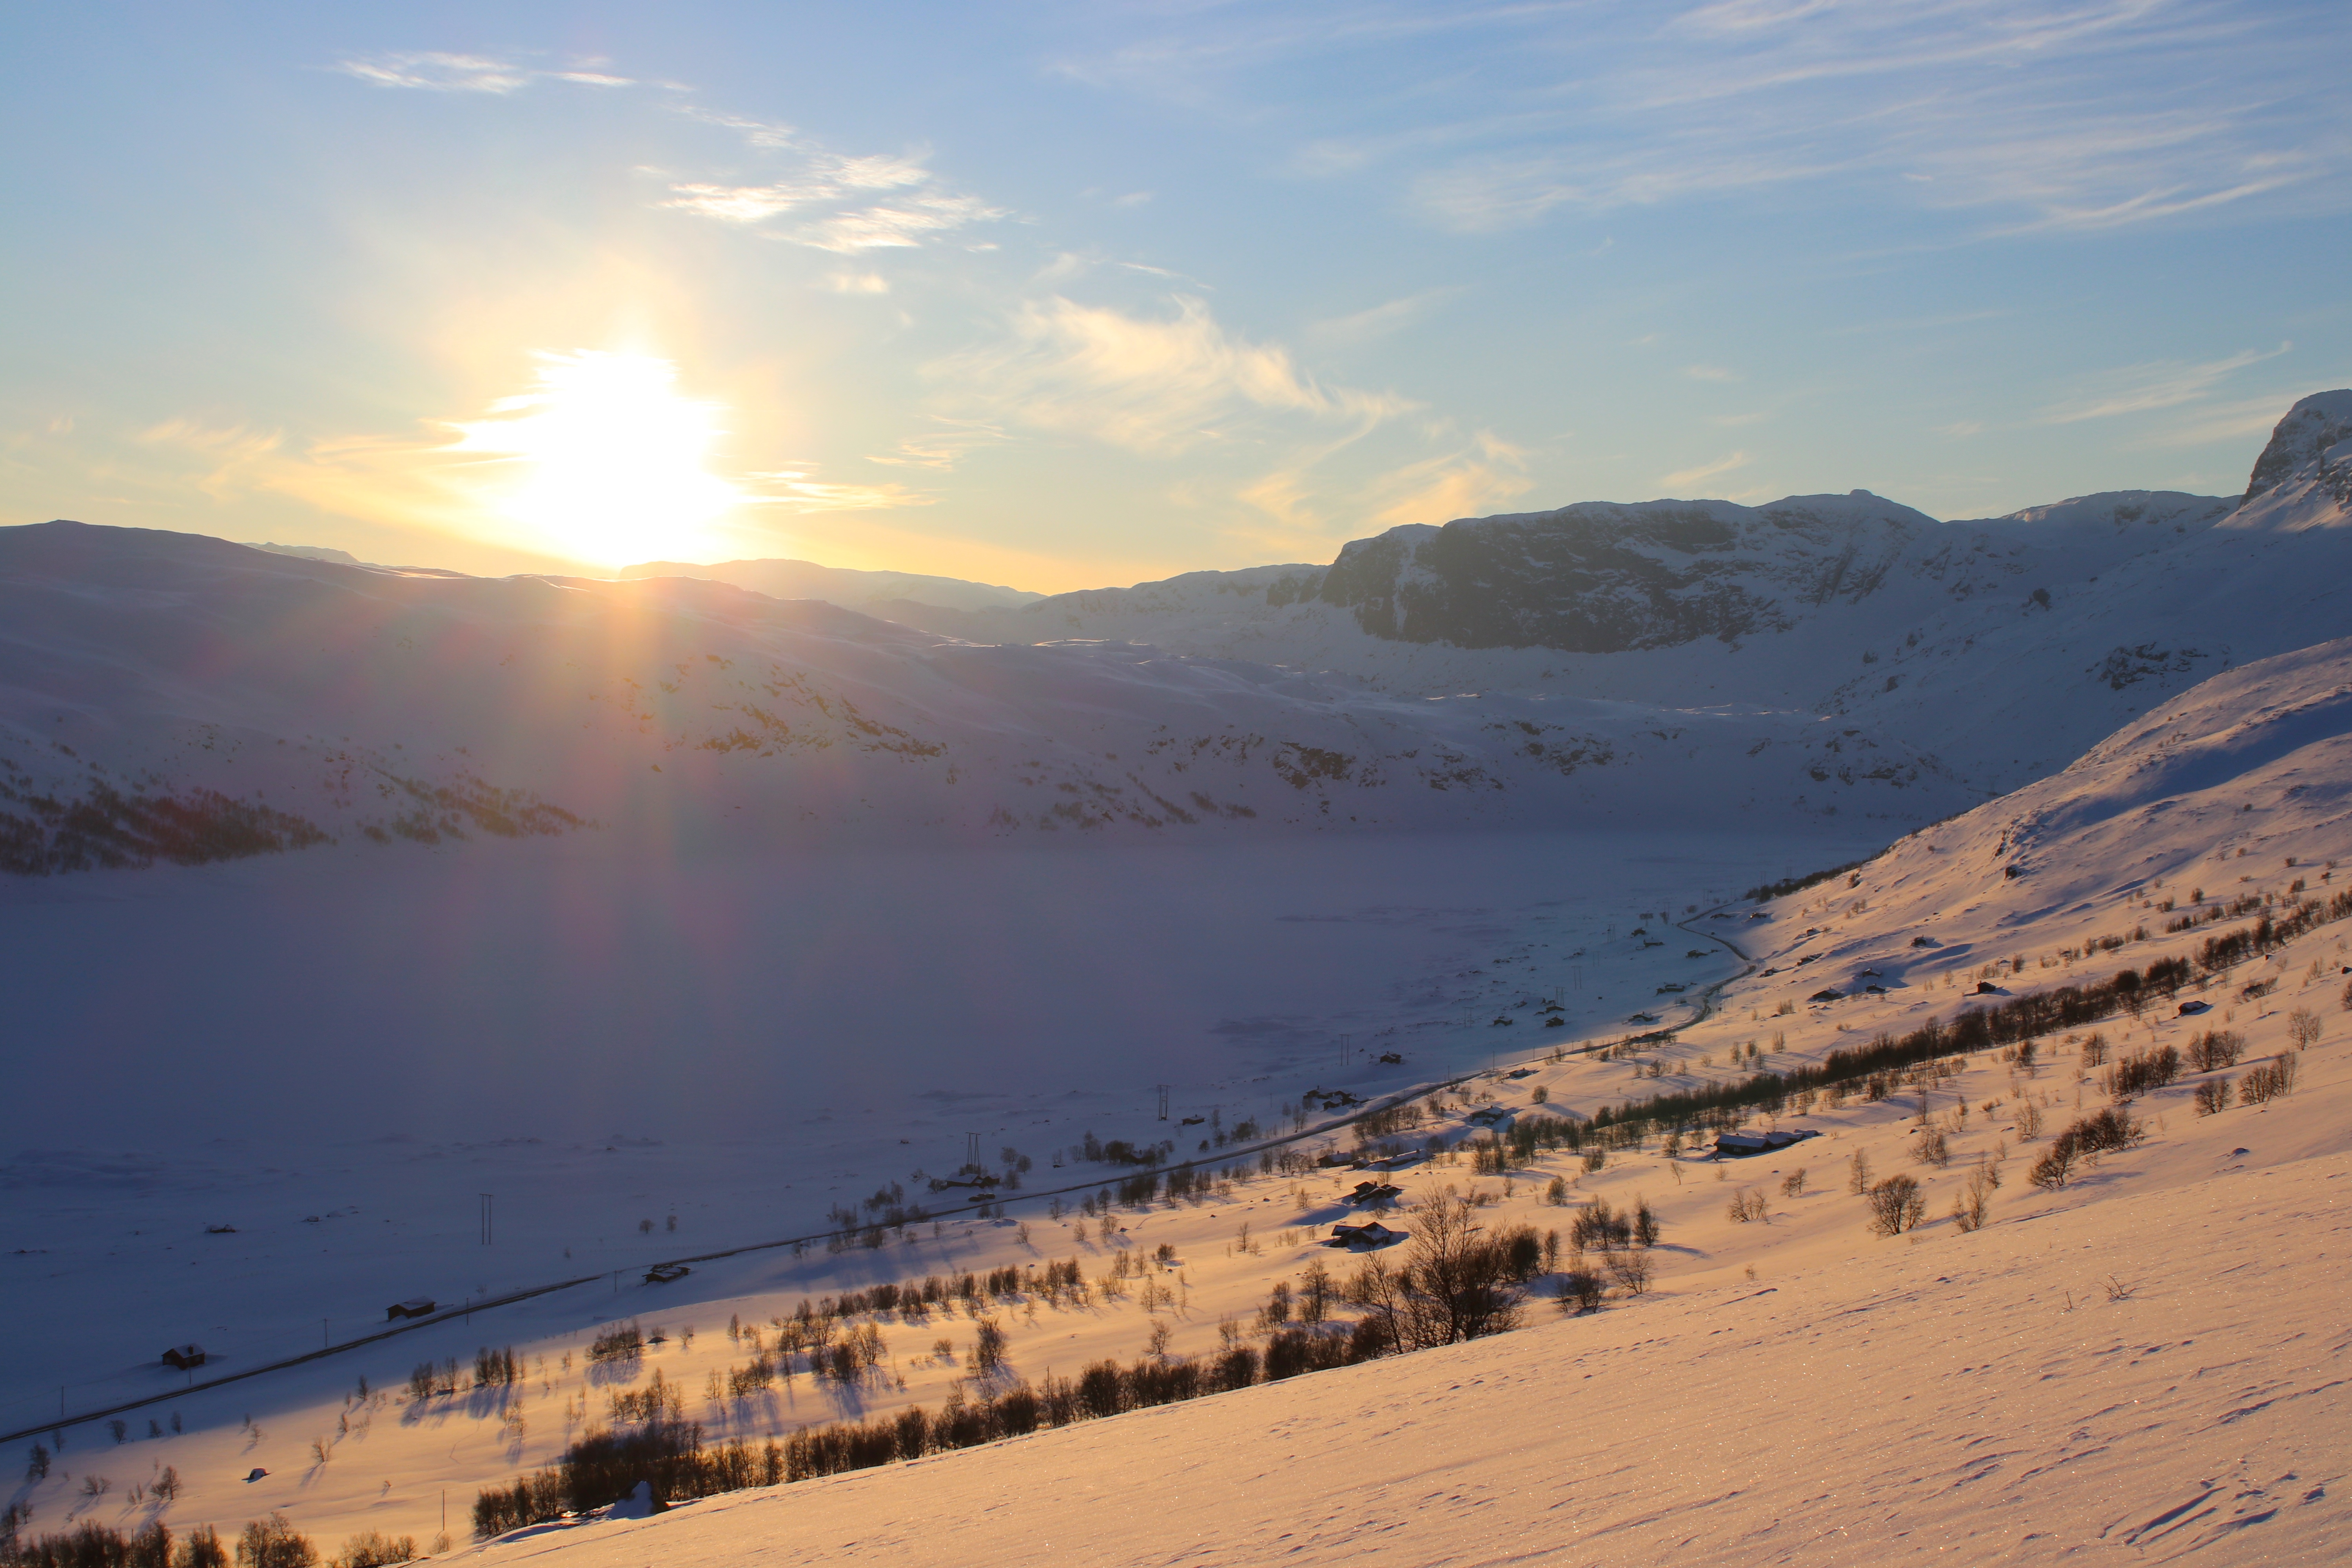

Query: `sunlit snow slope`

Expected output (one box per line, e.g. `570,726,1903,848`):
444,552,2352,1568
473,1154,2345,1567
1742,633,2352,994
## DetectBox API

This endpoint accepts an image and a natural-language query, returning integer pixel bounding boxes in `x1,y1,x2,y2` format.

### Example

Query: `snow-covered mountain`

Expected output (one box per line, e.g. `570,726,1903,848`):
878,392,2352,795
0,523,1967,875
1740,630,2352,995
618,555,1043,614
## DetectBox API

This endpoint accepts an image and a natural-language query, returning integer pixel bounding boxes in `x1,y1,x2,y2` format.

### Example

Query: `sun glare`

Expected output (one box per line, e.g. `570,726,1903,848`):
452,350,744,568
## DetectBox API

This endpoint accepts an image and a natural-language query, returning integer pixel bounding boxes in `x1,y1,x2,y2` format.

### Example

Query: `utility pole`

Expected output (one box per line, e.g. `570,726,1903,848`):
1155,1085,1169,1120
479,1194,493,1246
966,1132,981,1169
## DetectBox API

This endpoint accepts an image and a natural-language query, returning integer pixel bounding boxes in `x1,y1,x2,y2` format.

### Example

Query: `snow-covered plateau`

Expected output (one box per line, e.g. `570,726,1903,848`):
4,393,2350,1565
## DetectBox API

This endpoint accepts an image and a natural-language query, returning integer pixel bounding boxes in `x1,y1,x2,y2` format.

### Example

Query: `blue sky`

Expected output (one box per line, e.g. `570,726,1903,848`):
3,1,2347,588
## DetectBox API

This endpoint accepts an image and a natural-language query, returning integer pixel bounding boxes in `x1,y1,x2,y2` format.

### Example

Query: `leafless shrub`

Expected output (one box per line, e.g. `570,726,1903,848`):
1915,1129,1950,1167
1780,1168,1806,1197
1951,1163,1997,1232
2193,1078,2232,1116
1347,1188,1530,1349
587,1321,643,1365
238,1512,317,1568
2187,1029,2244,1072
1847,1149,1873,1195
2017,1100,2043,1139
2028,1138,2075,1189
333,1529,419,1567
1555,1270,1606,1314
1726,1188,1769,1223
2070,1106,2144,1159
1865,1174,1927,1236
2239,1054,2299,1106
2105,1045,2182,1100
1603,1247,1654,1296
2078,1031,2109,1068
2287,1008,2323,1050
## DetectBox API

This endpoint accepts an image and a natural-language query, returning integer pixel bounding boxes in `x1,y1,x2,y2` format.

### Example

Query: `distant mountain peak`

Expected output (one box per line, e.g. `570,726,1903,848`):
2239,388,2352,518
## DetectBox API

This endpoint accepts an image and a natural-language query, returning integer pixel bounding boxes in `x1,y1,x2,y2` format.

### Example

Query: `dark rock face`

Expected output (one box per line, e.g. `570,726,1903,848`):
2243,390,2352,506
1308,497,1934,652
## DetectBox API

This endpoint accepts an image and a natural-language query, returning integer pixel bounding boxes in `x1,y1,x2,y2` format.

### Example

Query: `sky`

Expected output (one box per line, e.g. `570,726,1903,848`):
2,1,2348,592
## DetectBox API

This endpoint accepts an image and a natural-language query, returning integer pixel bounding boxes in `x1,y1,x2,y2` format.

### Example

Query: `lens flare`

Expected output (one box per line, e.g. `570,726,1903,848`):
452,350,742,567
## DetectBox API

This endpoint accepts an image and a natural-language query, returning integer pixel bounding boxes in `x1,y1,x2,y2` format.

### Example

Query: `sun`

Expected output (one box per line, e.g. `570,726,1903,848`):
451,350,745,568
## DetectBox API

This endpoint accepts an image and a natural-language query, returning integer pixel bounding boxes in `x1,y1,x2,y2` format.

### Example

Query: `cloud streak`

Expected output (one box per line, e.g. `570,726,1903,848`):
335,49,1003,257
742,472,934,513
336,52,630,93
933,295,1415,457
2038,342,2293,424
1659,450,1751,490
1063,0,2351,239
661,133,1003,253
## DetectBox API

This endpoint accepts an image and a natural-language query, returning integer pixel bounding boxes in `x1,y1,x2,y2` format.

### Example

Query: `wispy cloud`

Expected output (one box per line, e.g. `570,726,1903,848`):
2140,391,2315,448
742,472,934,513
660,153,935,225
1306,289,1460,348
661,133,1002,253
1364,432,1535,529
138,418,285,501
335,49,1002,258
1684,364,1739,383
335,52,630,93
793,193,1005,253
2038,342,2292,424
1659,450,1751,490
1062,1,2350,240
932,295,1415,457
869,420,1010,472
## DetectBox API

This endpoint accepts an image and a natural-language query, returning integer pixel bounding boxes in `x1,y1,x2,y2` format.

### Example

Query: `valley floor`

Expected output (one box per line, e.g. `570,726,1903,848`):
13,810,2352,1565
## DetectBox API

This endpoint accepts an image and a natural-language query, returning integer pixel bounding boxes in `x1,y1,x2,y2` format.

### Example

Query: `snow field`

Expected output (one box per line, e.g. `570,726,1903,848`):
461,981,2348,1564
15,624,2352,1559
19,881,2345,1562
469,1156,2348,1565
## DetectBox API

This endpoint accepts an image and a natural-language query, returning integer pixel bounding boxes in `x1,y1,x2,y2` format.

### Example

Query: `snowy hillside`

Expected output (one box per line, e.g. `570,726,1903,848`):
879,393,2352,795
0,522,1970,876
9,601,2352,1563
617,557,1042,615
468,1142,2347,1567
1742,633,2352,997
